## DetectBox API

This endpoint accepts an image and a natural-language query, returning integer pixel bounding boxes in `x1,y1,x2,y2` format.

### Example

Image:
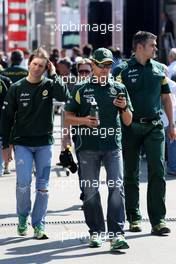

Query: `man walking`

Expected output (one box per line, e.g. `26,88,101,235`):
65,48,132,251
113,31,176,235
0,48,69,239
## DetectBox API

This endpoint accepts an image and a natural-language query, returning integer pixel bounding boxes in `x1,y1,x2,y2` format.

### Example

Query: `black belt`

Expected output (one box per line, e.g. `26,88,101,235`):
133,117,160,124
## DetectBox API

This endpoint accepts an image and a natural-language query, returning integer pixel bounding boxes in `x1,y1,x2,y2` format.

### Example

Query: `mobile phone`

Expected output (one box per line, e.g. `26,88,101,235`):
117,92,126,99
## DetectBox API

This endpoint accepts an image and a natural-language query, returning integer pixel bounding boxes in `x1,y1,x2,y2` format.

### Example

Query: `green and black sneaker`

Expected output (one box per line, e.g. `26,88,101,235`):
34,225,49,240
151,221,171,236
110,235,129,251
89,234,102,248
17,215,28,236
129,220,142,232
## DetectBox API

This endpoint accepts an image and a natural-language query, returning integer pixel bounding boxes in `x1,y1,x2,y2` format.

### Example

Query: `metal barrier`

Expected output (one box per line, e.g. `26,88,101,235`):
1,217,176,227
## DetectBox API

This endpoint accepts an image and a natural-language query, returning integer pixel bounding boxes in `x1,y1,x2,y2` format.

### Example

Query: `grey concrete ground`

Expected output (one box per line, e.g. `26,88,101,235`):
0,115,176,264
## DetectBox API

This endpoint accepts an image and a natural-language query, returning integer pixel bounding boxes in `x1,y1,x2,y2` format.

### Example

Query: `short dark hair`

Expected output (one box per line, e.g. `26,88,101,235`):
57,58,72,69
28,47,49,65
82,44,93,57
11,49,23,65
132,31,157,51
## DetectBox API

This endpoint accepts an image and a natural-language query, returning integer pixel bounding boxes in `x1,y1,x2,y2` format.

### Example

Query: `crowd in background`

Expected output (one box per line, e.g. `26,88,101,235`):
1,41,176,177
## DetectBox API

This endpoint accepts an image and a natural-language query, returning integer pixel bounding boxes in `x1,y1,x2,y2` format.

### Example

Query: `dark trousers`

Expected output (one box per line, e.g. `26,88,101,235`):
122,121,166,227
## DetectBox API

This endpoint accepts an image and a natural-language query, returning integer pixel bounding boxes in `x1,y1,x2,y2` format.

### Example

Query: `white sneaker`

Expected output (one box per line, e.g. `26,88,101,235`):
4,168,11,174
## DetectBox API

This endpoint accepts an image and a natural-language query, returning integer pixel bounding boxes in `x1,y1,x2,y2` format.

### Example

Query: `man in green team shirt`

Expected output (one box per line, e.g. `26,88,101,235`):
0,47,69,239
113,31,176,236
65,48,132,251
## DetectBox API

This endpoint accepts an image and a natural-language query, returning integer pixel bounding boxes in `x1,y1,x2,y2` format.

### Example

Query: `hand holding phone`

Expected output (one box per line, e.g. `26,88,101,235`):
113,92,127,110
117,92,126,99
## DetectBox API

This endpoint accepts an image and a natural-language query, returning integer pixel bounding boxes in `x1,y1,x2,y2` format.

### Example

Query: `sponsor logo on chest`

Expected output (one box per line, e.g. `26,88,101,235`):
23,102,28,107
19,92,30,103
83,88,95,103
127,69,139,83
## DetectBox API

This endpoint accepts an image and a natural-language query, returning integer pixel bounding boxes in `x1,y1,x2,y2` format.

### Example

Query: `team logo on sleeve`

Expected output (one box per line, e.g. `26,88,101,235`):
152,66,159,74
42,90,48,96
110,87,117,95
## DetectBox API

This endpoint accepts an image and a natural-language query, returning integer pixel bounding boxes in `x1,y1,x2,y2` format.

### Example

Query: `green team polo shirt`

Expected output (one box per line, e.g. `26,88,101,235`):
65,77,132,151
113,57,170,120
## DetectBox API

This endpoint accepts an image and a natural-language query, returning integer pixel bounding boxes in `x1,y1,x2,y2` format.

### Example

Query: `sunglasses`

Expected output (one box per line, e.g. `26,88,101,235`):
78,69,91,74
94,62,112,69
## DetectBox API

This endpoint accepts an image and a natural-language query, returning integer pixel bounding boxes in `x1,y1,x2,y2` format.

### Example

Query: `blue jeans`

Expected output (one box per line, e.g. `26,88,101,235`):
165,131,176,173
14,145,52,227
78,150,125,236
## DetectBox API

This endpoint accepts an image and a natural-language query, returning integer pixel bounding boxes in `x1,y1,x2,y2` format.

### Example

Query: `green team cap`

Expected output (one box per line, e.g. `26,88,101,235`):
92,48,114,63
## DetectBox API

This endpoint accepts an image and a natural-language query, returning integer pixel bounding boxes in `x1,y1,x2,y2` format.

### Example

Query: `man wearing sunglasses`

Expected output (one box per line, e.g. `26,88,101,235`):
65,48,133,251
76,58,92,81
